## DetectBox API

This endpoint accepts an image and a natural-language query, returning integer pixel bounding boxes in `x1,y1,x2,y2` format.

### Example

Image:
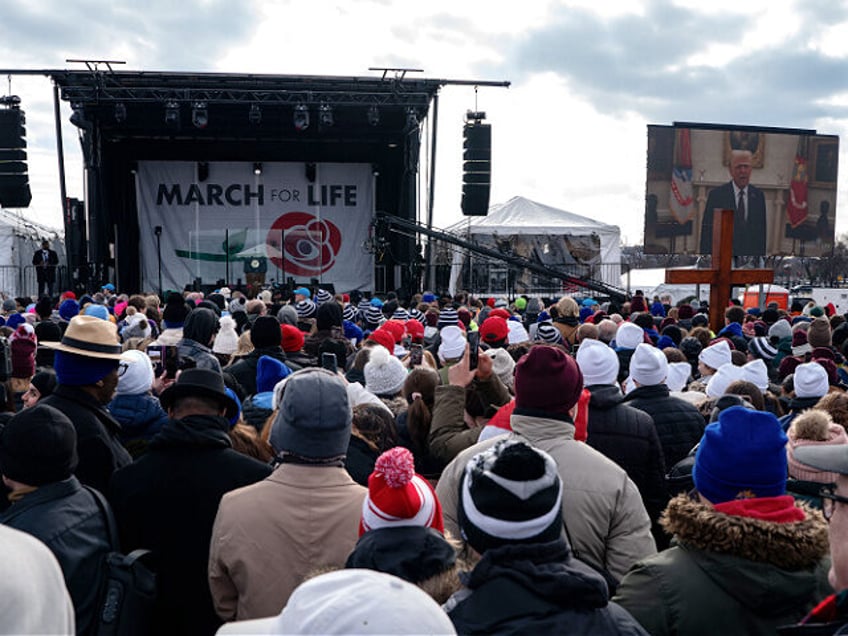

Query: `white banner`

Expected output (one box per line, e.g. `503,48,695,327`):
136,161,374,292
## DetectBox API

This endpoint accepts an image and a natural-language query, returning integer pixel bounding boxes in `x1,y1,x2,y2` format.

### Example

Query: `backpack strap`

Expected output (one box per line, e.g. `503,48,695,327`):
84,484,121,552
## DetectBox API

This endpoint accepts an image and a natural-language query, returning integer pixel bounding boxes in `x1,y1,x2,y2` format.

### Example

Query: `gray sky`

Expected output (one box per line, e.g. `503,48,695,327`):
2,0,847,245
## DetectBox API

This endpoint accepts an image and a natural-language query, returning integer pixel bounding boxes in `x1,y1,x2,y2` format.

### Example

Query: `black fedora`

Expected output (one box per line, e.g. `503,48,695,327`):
159,368,238,420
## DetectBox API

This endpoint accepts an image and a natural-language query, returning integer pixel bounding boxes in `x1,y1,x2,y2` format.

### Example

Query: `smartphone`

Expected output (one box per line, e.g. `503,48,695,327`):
467,331,480,371
321,352,338,372
409,344,423,367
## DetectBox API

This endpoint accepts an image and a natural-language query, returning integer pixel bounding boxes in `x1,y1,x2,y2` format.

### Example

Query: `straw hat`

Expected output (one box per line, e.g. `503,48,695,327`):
41,315,131,360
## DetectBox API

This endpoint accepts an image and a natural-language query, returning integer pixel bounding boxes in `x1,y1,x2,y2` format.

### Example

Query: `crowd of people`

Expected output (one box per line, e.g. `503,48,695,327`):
3,283,848,634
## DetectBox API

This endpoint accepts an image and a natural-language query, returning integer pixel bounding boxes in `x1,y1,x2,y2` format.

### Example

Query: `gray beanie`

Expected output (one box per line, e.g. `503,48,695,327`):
270,369,352,459
768,319,792,343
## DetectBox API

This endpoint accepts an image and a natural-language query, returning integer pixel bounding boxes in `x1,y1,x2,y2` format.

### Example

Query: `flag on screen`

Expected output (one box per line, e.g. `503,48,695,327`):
787,136,809,228
670,128,695,223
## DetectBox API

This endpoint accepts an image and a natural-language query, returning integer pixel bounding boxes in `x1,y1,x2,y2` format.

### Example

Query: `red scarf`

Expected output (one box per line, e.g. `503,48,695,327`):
714,495,806,523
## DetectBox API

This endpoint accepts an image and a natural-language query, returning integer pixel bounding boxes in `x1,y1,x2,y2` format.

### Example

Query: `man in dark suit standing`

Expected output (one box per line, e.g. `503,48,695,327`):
699,150,767,256
32,239,59,298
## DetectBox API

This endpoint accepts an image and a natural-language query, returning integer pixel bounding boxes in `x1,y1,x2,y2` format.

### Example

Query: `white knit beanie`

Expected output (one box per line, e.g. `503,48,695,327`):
507,320,530,344
576,339,619,386
742,359,769,392
699,340,732,371
705,362,745,399
438,326,466,362
630,343,668,386
116,349,154,396
615,322,644,350
485,348,516,390
794,362,830,399
364,345,408,396
666,362,692,392
213,315,240,355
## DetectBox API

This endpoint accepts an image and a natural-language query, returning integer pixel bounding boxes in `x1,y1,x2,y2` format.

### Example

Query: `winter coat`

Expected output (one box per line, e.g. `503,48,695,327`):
436,412,656,583
0,477,110,635
552,317,579,345
176,337,222,373
446,540,648,636
225,347,290,397
209,463,367,621
780,396,825,431
613,494,832,636
108,392,169,459
395,409,442,480
429,375,511,467
108,414,272,636
778,589,848,634
283,350,315,370
623,383,705,468
585,384,669,544
42,385,132,493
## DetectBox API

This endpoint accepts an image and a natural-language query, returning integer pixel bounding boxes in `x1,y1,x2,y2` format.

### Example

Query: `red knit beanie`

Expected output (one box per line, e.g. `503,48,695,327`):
279,324,305,353
514,345,583,415
367,328,395,353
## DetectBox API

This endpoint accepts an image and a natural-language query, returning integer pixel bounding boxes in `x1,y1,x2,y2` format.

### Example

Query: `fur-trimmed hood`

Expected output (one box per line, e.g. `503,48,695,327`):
662,494,828,571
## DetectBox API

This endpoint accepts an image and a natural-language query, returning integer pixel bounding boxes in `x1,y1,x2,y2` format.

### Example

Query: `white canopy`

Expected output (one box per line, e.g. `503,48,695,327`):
445,196,621,295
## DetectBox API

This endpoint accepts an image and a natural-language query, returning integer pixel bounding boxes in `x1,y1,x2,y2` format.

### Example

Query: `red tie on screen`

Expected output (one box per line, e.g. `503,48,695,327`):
738,188,746,225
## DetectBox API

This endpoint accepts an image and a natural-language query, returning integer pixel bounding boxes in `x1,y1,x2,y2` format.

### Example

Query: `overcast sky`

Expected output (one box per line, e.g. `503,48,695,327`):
2,0,847,245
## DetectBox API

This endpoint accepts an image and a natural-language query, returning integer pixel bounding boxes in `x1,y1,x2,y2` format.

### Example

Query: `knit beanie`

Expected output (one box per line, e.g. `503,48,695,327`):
256,355,292,394
382,320,406,344
343,303,357,322
31,369,57,398
485,347,516,390
1,298,16,313
436,308,459,330
458,439,562,553
404,319,423,343
58,299,79,321
123,314,152,341
5,313,24,330
295,299,317,321
344,320,364,344
741,359,769,392
575,338,619,386
270,369,352,459
392,308,410,322
705,363,745,399
693,406,788,504
53,351,119,387
437,326,466,362
507,320,530,344
366,329,395,354
536,323,563,345
768,319,792,343
251,315,283,349
277,304,299,327
787,410,848,482
615,322,644,350
748,336,777,362
364,345,407,396
280,324,305,353
359,447,443,536
480,317,508,345
9,324,36,378
807,317,832,349
666,362,692,392
630,343,668,386
794,362,830,399
316,302,343,332
514,345,582,415
363,305,385,328
699,340,732,371
0,404,78,486
314,288,333,306
162,292,190,328
679,336,703,360
116,349,154,396
212,315,239,355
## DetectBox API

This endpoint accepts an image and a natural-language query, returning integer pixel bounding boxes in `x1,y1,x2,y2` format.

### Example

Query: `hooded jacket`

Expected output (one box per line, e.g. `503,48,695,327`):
108,392,169,459
613,494,831,636
446,540,648,635
178,307,222,373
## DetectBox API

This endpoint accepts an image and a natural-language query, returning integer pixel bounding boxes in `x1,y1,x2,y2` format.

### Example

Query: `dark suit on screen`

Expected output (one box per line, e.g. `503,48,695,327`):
699,181,766,257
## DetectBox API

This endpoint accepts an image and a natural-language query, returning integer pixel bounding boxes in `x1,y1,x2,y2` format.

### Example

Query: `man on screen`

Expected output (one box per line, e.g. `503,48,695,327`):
699,149,766,256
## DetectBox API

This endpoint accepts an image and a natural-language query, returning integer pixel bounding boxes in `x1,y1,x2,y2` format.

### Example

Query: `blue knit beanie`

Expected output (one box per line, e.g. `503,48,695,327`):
693,406,788,504
53,350,119,386
225,388,242,428
256,355,292,394
343,319,364,343
5,313,24,330
59,299,79,322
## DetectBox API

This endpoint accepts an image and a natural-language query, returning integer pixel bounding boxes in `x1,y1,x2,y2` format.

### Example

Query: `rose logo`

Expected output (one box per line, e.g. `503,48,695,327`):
267,212,342,277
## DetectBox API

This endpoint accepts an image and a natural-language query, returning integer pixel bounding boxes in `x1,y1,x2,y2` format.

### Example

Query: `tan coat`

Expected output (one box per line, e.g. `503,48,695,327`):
208,464,367,621
435,413,657,582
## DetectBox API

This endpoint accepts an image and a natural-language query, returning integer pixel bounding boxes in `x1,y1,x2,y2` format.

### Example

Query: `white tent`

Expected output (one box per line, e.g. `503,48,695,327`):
444,196,621,296
621,267,710,304
0,208,64,298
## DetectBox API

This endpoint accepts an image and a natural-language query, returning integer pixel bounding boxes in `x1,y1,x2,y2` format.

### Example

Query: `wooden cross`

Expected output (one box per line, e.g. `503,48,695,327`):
665,209,774,332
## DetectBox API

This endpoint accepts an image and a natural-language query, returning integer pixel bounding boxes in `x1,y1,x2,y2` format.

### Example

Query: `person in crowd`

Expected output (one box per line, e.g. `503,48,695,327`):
209,369,367,621
614,321,644,383
241,356,292,431
21,368,56,408
345,404,400,486
436,345,656,585
396,367,443,479
107,348,169,459
614,406,830,635
785,408,848,509
363,344,409,418
8,322,36,411
690,339,733,393
212,314,240,367
303,301,355,364
109,369,272,635
0,405,111,634
40,315,132,492
781,362,832,431
623,343,705,469
279,323,314,370
226,315,289,396
177,306,222,373
32,239,59,299
444,438,648,634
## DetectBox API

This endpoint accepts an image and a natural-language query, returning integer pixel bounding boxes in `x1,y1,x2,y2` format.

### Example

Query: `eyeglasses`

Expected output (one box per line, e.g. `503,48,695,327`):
820,486,848,521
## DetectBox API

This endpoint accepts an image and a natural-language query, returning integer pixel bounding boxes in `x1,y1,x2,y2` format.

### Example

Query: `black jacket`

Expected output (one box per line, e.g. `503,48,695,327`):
585,385,668,535
226,347,289,396
42,385,133,493
0,477,110,635
623,383,705,469
108,414,272,636
345,434,378,487
446,540,648,635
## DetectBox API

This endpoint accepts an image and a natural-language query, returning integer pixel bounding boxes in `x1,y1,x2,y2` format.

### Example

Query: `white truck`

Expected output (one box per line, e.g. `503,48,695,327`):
790,285,848,314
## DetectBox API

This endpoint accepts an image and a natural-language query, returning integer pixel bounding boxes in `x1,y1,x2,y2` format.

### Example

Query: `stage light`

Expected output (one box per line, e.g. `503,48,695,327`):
367,105,379,126
319,103,333,127
253,162,262,176
406,108,419,129
192,101,208,129
249,103,261,125
293,104,309,131
164,101,180,128
114,102,127,123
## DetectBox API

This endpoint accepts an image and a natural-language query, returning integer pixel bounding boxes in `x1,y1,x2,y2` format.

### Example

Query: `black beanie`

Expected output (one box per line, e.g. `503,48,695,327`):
251,315,282,349
0,404,77,486
316,301,343,331
163,292,191,327
30,369,57,398
458,439,562,554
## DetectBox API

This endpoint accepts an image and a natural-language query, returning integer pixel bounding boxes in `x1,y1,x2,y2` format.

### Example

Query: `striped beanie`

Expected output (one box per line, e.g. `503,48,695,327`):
363,305,385,328
536,323,563,344
360,447,443,535
342,303,357,322
748,336,777,361
392,308,410,322
314,289,333,306
458,438,562,553
295,299,317,320
437,308,459,330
